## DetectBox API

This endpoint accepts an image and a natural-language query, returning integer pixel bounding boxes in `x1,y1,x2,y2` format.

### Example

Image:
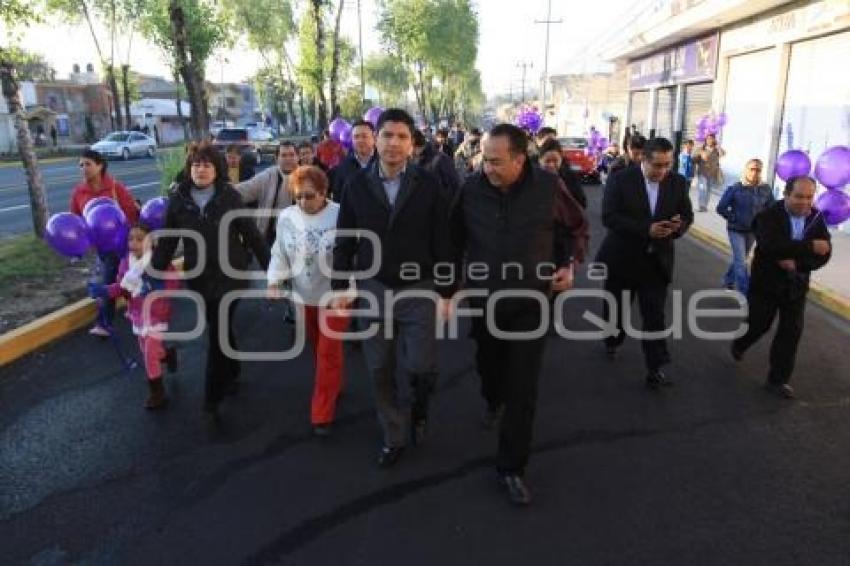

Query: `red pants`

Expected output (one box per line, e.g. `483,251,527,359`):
304,306,350,425
138,335,165,381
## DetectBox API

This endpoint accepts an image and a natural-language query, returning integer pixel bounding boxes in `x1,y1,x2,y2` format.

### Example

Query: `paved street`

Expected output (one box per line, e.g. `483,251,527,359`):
0,157,165,238
1,188,849,565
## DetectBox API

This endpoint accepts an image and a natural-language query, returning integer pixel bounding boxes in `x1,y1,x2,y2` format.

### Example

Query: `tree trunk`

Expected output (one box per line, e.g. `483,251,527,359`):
298,87,306,133
121,64,132,130
329,0,345,120
311,0,328,130
173,71,189,142
0,59,49,237
169,2,208,140
106,65,123,130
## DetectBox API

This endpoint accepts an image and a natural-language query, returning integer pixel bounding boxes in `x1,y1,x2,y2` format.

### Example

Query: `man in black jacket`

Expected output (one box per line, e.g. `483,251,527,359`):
608,134,645,177
448,123,588,505
412,129,461,197
732,176,831,399
328,119,377,201
596,136,693,389
330,108,454,467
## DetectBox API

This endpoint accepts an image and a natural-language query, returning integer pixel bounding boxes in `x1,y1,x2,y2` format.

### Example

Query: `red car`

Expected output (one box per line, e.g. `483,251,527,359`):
558,137,600,184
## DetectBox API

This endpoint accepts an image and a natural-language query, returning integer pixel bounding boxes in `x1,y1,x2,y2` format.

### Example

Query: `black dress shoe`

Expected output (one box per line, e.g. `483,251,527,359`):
646,369,673,390
498,474,532,506
377,445,405,468
765,382,796,399
481,404,505,429
730,343,744,362
312,424,333,437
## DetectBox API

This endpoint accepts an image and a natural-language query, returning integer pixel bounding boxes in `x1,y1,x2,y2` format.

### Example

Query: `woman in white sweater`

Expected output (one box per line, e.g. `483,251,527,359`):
267,165,350,436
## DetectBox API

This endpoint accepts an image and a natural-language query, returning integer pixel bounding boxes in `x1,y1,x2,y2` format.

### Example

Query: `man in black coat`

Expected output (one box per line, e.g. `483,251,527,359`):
448,123,588,505
412,129,461,197
328,119,377,201
732,176,831,399
596,136,693,389
330,109,454,468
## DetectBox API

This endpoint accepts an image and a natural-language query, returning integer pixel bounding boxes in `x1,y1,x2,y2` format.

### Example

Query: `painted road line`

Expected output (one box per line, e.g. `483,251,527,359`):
0,181,162,214
0,165,160,193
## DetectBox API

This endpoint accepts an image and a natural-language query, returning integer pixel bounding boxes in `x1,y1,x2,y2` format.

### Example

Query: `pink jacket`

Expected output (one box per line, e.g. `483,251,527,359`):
107,256,179,333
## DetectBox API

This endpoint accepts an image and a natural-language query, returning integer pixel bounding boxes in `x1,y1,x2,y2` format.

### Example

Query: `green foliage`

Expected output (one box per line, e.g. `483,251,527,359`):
376,0,481,123
0,0,41,28
0,234,65,291
0,46,55,80
157,147,186,193
337,84,364,119
364,52,409,104
137,0,232,70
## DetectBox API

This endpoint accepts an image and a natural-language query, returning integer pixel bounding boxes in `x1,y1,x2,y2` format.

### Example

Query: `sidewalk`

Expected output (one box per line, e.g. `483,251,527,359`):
691,189,850,310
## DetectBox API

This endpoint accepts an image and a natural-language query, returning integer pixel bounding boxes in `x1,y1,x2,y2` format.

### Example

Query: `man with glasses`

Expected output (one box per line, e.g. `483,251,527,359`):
596,137,694,389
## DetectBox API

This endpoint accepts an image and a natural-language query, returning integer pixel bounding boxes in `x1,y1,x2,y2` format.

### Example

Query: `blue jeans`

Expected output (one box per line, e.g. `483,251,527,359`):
696,175,720,210
724,230,755,294
91,252,121,326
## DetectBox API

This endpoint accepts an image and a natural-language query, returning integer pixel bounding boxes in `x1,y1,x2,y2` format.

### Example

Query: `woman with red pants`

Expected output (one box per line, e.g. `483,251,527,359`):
267,165,350,436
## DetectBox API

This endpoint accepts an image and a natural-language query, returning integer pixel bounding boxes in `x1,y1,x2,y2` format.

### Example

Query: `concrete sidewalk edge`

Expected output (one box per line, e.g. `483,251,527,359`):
0,259,184,368
687,225,850,321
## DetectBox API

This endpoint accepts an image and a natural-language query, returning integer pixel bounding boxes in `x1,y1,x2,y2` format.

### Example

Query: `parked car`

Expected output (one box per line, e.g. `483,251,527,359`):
248,128,279,162
90,131,157,160
558,136,600,184
211,128,260,165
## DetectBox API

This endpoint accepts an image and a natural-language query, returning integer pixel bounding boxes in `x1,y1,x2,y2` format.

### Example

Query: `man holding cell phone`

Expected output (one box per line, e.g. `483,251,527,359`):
596,137,694,389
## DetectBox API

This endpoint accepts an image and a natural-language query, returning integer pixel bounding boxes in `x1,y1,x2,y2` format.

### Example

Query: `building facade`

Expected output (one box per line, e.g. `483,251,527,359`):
604,0,850,192
549,65,629,142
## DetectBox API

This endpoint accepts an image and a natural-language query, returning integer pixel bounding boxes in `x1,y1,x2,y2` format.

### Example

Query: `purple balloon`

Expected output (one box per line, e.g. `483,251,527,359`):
815,188,850,226
82,196,114,218
775,150,812,181
716,112,728,127
45,213,91,258
85,203,129,254
697,115,710,129
140,196,168,231
329,118,351,143
339,127,353,149
363,106,384,127
814,145,850,189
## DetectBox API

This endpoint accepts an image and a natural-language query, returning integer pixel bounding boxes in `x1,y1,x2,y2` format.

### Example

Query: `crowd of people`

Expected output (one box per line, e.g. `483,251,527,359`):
68,109,833,506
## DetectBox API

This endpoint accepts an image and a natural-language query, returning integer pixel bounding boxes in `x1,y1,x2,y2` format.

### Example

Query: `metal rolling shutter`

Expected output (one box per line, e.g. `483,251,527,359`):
654,86,676,141
629,90,650,137
682,82,713,142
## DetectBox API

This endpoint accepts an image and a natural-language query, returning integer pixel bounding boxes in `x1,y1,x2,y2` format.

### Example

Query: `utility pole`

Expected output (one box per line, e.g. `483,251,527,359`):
517,61,533,104
358,0,365,108
535,0,562,116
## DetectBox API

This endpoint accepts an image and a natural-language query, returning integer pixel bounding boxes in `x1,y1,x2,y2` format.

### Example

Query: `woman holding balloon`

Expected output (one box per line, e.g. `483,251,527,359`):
70,149,140,337
693,133,726,212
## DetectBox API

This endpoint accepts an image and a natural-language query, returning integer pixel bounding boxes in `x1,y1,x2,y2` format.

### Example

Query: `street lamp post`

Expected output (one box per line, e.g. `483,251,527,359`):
535,0,562,120
517,61,533,104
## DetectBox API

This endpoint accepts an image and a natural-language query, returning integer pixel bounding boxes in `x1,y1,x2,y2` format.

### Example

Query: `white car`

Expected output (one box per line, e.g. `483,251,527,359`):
91,131,157,160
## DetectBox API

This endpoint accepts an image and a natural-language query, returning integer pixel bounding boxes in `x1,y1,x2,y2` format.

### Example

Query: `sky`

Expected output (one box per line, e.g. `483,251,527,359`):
3,0,638,98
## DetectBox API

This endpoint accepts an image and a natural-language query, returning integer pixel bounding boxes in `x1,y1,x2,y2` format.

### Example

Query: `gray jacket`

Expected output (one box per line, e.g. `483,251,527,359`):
235,166,293,235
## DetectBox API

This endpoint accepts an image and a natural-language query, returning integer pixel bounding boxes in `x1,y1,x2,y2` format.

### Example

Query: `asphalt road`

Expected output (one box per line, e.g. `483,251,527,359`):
1,187,849,565
0,157,165,238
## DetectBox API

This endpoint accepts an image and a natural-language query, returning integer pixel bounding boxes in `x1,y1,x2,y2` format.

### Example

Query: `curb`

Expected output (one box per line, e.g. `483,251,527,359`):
688,224,850,321
0,298,97,366
0,259,184,368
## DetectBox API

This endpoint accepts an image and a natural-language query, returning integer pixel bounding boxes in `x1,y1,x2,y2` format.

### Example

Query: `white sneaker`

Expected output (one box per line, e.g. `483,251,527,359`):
89,325,112,337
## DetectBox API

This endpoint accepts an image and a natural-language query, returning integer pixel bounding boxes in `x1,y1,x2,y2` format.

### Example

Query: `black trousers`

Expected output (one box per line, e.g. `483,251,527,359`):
204,296,241,404
734,289,806,385
471,297,548,475
602,272,671,371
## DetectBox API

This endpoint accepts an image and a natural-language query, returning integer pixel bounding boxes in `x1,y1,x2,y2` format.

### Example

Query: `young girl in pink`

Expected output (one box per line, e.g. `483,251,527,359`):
91,223,179,409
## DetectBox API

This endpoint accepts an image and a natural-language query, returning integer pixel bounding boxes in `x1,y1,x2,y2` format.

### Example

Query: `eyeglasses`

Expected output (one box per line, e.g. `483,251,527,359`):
295,192,319,201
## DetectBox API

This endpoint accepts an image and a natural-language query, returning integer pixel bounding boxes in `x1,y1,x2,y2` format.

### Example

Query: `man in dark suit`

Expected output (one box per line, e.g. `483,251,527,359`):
731,176,831,399
328,119,377,201
596,136,694,389
330,108,454,468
